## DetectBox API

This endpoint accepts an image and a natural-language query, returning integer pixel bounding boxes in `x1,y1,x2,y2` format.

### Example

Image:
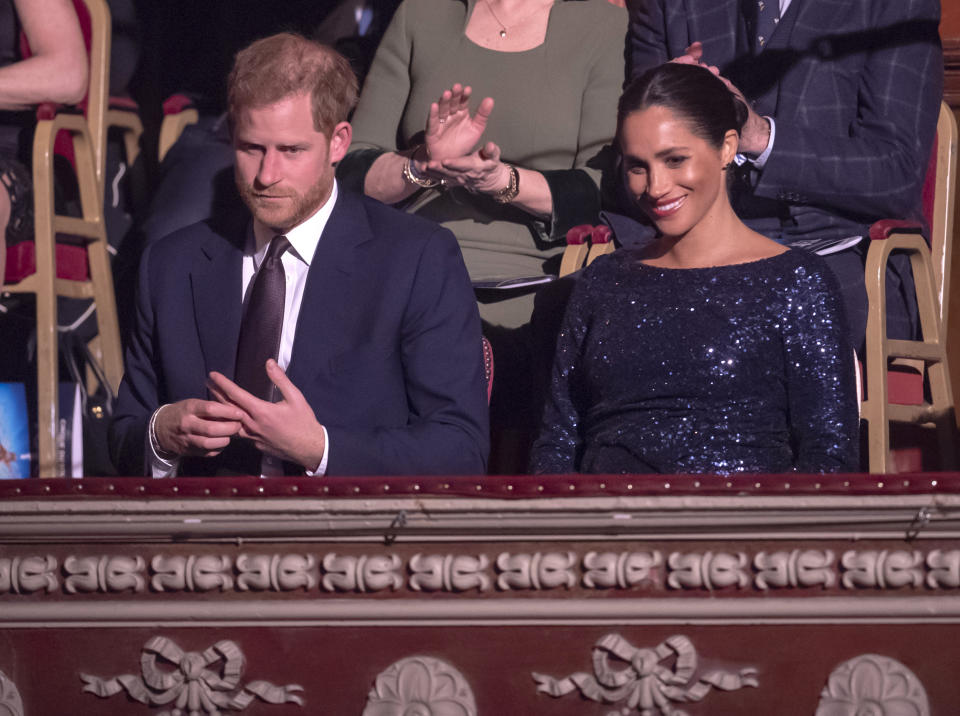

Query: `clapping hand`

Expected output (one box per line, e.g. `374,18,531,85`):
424,83,495,162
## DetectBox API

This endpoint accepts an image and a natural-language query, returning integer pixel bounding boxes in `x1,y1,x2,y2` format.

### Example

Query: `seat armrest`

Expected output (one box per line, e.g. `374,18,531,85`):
869,219,924,241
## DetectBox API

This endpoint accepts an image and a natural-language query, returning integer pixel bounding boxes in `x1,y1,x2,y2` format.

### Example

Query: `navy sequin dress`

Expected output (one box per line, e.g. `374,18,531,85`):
531,249,859,474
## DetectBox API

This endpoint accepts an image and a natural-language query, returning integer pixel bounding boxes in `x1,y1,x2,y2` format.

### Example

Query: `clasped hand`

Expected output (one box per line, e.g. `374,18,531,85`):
153,360,325,471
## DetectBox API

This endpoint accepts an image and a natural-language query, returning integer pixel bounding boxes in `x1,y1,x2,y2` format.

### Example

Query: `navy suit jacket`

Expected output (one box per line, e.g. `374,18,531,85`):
109,189,489,476
627,0,942,245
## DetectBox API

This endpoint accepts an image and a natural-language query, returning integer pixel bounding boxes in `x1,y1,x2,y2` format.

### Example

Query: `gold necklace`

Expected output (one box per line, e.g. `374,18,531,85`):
482,0,550,39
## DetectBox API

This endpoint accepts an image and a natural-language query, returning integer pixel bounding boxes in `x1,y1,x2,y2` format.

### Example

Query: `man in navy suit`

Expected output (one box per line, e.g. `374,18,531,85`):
626,0,942,351
109,34,489,477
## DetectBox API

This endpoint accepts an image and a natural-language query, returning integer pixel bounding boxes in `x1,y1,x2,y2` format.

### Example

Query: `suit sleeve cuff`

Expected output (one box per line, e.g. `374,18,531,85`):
147,405,180,478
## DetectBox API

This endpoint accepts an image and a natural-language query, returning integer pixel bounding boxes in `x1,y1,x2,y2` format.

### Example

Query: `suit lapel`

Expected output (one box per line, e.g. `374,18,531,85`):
286,191,374,387
192,226,245,380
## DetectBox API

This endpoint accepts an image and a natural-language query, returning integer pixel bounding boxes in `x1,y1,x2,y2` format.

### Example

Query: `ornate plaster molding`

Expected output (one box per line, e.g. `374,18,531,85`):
533,633,758,715
0,669,24,716
322,554,402,593
0,556,58,594
816,654,929,716
80,636,303,713
64,555,146,594
754,550,835,589
5,595,960,627
840,550,924,590
496,552,577,591
583,551,662,589
409,554,490,592
363,656,476,716
667,551,749,590
4,548,960,598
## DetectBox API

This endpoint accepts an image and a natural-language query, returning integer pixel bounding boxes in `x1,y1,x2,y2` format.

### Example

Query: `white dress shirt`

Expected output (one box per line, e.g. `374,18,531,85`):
149,182,340,477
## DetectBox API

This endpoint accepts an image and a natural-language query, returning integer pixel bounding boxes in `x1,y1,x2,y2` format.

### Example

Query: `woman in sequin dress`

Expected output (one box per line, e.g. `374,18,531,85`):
530,63,859,474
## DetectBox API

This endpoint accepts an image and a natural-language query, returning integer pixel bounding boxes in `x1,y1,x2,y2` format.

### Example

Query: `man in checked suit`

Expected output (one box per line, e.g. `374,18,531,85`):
626,0,943,351
109,34,489,477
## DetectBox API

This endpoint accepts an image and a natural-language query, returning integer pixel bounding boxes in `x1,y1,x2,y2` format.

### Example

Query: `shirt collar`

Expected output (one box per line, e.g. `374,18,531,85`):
250,180,339,267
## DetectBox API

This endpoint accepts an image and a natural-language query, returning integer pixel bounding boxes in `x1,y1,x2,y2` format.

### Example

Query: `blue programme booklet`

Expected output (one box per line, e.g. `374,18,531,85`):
0,382,31,478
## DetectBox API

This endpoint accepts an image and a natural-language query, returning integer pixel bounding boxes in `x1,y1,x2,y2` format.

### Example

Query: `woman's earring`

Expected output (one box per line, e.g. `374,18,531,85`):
721,162,732,171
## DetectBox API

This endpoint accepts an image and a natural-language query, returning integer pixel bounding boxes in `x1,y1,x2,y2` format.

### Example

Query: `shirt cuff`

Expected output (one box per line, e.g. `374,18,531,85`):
147,405,180,478
738,116,776,169
304,425,330,477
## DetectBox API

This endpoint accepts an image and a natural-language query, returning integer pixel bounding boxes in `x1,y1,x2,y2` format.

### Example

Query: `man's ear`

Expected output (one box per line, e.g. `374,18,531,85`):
721,128,739,166
328,121,353,163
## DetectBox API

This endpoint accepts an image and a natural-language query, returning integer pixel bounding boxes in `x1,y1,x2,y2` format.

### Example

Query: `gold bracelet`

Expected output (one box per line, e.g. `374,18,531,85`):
491,164,520,203
402,157,440,188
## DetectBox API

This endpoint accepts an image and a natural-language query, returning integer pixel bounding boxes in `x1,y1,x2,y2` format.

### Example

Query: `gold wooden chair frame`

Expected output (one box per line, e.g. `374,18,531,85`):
1,0,122,476
861,102,958,473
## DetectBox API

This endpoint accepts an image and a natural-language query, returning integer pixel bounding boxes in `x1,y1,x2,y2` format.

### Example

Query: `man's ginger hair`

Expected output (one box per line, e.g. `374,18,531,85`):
227,33,358,136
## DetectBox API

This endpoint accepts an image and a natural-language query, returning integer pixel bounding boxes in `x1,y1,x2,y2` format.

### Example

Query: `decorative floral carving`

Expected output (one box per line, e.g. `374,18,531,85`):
0,556,59,594
0,669,25,716
533,633,758,715
363,656,476,716
582,551,662,589
667,552,749,590
235,554,316,592
408,554,490,592
321,554,402,593
925,550,960,589
754,550,836,589
63,555,146,594
496,552,576,591
816,654,929,716
841,551,924,589
151,555,233,593
80,636,303,714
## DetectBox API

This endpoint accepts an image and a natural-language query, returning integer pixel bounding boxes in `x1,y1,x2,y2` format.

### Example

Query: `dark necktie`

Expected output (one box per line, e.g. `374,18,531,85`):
754,0,780,54
234,235,290,401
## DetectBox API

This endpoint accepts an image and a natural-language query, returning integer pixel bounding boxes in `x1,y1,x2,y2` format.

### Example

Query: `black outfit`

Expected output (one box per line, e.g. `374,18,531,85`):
531,248,860,474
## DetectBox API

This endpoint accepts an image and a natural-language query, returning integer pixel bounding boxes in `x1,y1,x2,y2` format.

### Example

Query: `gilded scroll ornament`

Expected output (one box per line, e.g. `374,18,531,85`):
363,656,476,716
80,636,303,714
533,633,758,715
816,654,929,716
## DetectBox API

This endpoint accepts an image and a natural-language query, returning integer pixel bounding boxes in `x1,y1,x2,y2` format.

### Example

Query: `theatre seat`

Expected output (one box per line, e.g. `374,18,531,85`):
1,0,122,477
861,101,958,473
158,94,199,163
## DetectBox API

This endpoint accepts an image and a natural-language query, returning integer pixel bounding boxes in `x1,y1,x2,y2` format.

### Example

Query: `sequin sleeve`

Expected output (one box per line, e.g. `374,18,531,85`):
529,272,594,474
780,257,860,472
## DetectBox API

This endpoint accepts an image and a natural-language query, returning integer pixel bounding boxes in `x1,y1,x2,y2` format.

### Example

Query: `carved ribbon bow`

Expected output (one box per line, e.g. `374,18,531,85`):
81,636,303,715
534,633,758,716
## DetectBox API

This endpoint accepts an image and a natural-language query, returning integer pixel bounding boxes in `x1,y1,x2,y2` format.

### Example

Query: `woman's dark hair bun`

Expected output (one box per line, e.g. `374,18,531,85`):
618,62,745,148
